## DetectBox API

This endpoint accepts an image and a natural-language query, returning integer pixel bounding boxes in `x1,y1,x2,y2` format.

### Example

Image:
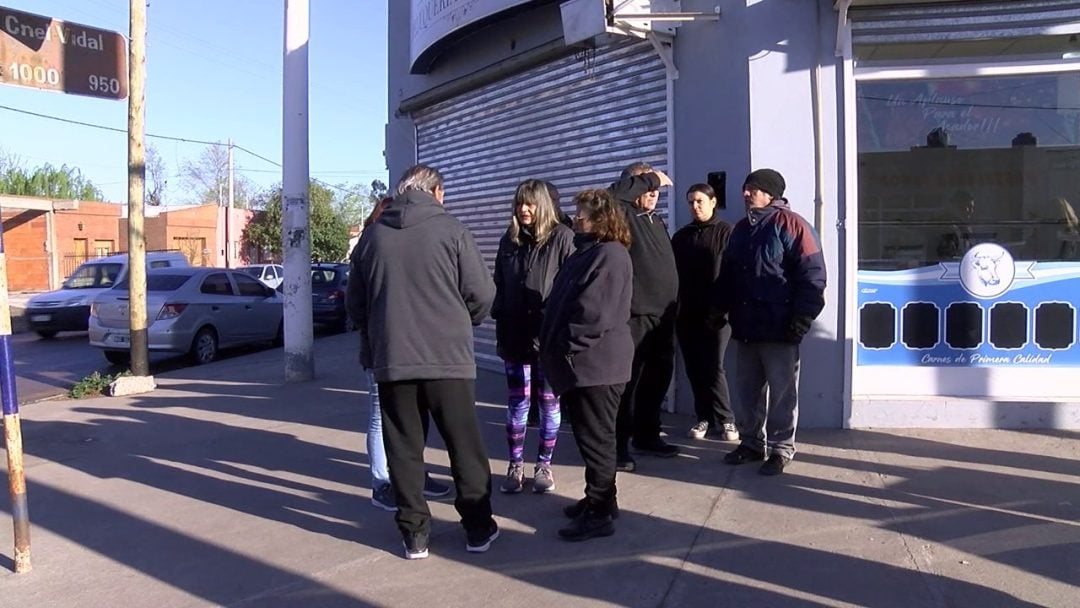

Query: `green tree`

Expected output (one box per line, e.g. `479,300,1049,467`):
332,178,390,227
0,157,105,201
243,181,350,262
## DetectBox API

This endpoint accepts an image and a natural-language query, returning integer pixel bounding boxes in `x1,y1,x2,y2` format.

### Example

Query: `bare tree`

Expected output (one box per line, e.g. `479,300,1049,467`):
180,142,258,207
146,144,167,206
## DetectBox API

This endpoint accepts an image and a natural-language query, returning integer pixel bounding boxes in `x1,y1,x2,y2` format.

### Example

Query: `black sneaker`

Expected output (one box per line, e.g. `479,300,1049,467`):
615,452,636,473
563,497,620,520
724,445,766,465
759,453,790,476
371,483,397,512
558,508,615,542
402,531,429,560
465,520,500,553
423,473,452,498
632,437,680,458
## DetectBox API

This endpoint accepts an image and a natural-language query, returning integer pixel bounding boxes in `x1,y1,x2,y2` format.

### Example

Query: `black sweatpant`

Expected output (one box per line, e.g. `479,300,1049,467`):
563,383,624,513
617,311,676,451
378,378,494,537
677,321,734,427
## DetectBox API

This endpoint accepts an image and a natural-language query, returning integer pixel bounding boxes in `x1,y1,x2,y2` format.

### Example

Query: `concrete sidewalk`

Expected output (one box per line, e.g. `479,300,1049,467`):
0,333,1076,607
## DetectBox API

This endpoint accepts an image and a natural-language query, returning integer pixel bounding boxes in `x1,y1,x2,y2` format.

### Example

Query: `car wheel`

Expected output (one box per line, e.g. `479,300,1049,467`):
104,350,130,365
36,330,59,339
190,327,218,365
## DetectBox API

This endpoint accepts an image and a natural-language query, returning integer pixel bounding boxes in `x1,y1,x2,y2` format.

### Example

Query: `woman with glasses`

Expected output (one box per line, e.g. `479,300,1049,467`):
492,179,575,494
540,188,634,541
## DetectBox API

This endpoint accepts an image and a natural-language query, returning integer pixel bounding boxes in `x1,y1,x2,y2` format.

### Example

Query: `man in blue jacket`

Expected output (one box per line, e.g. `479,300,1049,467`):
348,164,498,558
715,169,826,475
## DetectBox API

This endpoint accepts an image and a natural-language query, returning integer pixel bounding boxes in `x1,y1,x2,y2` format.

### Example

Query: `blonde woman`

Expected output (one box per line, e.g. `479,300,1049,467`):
492,179,575,493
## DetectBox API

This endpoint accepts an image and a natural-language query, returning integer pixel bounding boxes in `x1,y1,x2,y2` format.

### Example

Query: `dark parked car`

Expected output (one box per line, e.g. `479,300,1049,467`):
311,263,352,332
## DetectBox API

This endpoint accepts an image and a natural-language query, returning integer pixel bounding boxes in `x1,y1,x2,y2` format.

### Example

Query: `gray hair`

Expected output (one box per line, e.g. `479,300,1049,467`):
395,164,444,196
620,161,653,181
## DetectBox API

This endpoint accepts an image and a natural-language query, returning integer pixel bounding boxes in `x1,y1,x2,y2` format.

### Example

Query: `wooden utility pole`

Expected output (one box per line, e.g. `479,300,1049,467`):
127,0,149,377
0,212,31,574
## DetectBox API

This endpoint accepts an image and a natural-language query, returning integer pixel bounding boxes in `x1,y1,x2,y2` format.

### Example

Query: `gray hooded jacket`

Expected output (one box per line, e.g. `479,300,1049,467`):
347,190,495,382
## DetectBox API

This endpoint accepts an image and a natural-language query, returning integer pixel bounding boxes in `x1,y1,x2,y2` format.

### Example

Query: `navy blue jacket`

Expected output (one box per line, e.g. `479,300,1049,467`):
539,235,634,395
716,199,826,343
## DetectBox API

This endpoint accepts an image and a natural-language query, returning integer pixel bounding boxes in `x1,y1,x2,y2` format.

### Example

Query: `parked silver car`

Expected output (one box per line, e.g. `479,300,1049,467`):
89,267,284,365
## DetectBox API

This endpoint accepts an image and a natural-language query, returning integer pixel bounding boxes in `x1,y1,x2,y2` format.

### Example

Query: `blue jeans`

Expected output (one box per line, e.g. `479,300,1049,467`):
367,371,390,487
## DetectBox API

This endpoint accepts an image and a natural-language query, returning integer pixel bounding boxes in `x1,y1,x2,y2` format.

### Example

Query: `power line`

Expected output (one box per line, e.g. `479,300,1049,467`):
0,103,223,146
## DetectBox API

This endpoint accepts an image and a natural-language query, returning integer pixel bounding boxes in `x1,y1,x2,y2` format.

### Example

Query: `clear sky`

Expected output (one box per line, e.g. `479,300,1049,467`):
0,0,388,204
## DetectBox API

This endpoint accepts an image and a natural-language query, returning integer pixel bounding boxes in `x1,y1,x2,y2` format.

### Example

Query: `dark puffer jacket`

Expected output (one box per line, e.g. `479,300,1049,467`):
539,234,634,395
716,199,826,343
492,223,575,363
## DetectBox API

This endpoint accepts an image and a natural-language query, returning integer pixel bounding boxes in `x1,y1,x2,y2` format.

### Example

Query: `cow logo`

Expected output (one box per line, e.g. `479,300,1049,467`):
959,243,1015,299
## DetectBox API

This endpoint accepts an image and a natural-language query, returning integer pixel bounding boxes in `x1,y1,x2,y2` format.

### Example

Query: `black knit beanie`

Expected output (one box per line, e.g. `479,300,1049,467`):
742,169,786,199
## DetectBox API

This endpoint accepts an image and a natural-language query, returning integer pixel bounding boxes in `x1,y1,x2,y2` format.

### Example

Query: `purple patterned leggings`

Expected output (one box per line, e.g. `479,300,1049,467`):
504,361,561,465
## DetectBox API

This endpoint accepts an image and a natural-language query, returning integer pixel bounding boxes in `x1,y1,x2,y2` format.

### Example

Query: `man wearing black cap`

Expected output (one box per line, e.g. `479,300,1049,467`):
713,168,826,475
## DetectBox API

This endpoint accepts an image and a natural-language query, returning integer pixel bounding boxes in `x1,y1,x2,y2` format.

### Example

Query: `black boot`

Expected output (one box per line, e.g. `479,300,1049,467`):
558,507,615,542
563,497,620,520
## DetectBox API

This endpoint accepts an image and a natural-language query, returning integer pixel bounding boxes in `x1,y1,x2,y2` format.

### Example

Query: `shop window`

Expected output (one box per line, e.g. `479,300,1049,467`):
945,303,983,349
1034,302,1076,350
989,302,1028,349
857,72,1080,270
859,303,896,348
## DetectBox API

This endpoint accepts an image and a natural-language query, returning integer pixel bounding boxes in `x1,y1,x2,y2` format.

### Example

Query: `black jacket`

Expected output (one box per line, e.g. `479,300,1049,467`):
539,235,634,395
492,223,575,363
671,214,733,326
609,173,679,317
715,199,827,343
346,190,495,382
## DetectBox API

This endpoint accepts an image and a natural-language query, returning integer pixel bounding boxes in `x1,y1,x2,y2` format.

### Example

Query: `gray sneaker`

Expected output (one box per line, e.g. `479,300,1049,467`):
500,463,524,494
532,464,555,493
687,421,709,439
719,423,740,442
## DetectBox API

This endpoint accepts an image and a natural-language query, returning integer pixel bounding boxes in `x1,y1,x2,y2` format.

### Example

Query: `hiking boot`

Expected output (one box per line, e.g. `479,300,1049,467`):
371,483,397,512
465,520,500,553
615,451,636,473
759,453,790,476
500,463,525,494
423,473,452,498
717,423,740,442
724,445,765,465
402,531,429,560
533,464,555,493
687,421,709,440
558,508,615,542
563,497,620,520
632,437,680,458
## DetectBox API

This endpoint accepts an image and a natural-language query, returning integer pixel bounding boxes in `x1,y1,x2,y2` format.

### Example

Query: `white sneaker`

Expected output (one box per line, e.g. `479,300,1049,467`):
687,421,709,439
719,423,740,442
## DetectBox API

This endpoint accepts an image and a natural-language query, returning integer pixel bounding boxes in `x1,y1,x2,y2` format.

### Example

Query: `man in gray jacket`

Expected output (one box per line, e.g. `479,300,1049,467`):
348,164,498,560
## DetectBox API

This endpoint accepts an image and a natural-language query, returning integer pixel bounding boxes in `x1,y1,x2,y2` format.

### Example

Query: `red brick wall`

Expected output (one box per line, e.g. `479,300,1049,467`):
2,209,49,291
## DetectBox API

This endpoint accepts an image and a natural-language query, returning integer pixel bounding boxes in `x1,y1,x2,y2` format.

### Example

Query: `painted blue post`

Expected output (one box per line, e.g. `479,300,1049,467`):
0,204,31,573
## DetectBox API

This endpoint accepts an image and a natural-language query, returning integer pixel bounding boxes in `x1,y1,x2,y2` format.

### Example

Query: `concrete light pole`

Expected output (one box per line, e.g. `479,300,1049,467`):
282,0,314,381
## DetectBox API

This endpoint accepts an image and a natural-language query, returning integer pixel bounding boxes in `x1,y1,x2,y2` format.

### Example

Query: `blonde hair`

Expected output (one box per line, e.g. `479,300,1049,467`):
1054,197,1079,233
507,179,561,246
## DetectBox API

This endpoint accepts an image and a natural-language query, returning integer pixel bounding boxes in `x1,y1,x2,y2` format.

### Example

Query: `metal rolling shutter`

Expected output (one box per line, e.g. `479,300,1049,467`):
850,0,1080,46
413,40,669,370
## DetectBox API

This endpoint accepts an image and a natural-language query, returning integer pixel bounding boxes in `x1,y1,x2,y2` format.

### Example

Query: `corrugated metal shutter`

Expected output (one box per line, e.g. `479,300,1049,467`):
851,0,1080,45
413,40,669,370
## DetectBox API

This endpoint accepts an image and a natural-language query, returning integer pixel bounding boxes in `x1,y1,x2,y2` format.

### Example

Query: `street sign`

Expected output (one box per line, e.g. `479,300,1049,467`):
0,6,127,100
